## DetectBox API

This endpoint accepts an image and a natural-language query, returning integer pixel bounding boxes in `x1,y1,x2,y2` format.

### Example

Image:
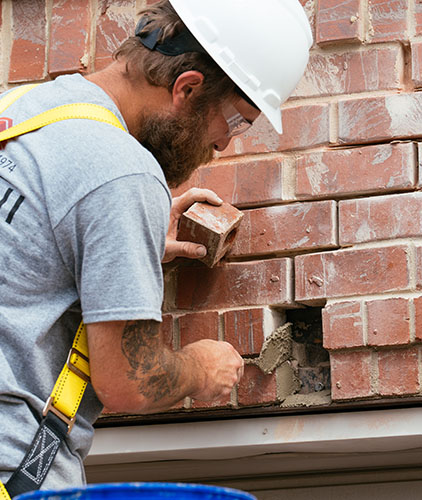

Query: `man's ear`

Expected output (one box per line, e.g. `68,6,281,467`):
172,71,204,110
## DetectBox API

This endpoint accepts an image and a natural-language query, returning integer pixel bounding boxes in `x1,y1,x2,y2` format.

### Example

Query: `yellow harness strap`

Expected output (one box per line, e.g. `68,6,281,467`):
0,84,127,499
0,102,125,143
43,322,90,433
0,483,9,500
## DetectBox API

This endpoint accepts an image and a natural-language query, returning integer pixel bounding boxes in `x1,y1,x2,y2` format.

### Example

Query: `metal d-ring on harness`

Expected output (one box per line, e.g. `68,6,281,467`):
0,84,126,499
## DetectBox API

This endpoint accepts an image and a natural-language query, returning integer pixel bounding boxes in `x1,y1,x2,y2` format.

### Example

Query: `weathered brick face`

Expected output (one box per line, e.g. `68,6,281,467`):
4,0,422,413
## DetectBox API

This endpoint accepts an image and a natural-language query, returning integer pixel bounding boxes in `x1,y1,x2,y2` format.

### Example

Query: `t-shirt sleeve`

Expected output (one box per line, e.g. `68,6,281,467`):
53,173,171,324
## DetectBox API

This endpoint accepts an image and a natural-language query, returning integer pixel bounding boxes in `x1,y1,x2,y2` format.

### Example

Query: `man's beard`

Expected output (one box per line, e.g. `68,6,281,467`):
134,108,215,188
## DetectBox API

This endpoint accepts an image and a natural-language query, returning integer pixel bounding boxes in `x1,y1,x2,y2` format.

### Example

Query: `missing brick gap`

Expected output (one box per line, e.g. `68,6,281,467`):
245,307,332,408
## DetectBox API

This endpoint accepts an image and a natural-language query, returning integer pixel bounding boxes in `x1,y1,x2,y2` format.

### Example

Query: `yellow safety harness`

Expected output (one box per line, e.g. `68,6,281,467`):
0,84,126,499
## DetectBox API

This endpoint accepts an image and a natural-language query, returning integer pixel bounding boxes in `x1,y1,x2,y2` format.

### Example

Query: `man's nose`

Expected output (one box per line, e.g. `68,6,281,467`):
213,135,231,152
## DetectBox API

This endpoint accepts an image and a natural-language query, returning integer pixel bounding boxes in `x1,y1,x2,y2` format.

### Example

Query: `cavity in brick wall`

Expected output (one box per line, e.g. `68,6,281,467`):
287,308,331,397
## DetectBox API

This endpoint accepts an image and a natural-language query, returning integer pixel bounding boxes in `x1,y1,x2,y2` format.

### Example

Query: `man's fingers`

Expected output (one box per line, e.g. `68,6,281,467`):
163,240,207,263
173,188,223,215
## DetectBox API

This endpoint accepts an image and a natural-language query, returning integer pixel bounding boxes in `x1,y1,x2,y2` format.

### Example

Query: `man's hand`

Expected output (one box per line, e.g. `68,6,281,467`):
163,188,222,263
182,339,244,401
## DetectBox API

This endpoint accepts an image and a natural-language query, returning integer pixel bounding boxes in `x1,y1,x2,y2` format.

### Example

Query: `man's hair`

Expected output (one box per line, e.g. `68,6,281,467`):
113,0,236,110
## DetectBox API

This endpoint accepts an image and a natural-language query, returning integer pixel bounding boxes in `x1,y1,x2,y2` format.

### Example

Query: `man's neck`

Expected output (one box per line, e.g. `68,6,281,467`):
85,61,172,135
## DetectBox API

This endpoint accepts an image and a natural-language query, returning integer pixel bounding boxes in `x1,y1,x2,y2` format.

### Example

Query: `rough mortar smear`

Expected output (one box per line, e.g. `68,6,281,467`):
281,390,331,408
245,322,292,374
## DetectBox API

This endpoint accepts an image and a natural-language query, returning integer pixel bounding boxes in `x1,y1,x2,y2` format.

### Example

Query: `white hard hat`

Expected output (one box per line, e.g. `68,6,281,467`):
168,0,313,133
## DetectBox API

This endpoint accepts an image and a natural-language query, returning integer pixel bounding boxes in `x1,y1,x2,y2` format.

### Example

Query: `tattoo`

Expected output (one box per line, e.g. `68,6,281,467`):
121,320,182,404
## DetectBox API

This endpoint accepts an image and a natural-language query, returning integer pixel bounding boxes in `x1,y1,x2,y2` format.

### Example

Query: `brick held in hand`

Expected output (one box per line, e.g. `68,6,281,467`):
177,201,243,267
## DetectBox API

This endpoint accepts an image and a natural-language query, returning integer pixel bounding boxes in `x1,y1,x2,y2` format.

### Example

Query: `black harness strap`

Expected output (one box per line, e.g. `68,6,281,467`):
5,413,68,498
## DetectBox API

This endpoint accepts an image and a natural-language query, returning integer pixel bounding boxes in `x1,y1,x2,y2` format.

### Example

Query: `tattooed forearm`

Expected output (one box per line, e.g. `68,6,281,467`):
121,320,159,370
121,320,184,404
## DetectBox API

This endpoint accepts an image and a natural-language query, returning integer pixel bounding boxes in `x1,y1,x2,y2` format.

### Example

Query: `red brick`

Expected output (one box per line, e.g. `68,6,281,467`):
416,0,422,36
293,46,403,98
178,311,219,348
330,350,374,400
229,201,337,258
238,365,278,406
221,104,330,157
316,0,361,45
299,0,316,42
413,296,422,342
223,309,267,356
322,301,364,349
368,0,408,43
295,245,411,304
411,41,422,88
177,201,243,267
340,192,422,245
415,246,422,290
95,0,136,71
366,298,411,346
48,0,90,77
338,94,422,145
9,0,47,82
378,347,420,396
159,314,174,350
191,393,232,410
176,259,294,311
172,157,284,208
296,143,416,199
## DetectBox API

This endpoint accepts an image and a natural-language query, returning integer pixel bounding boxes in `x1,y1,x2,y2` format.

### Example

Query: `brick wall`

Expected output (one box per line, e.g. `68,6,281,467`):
2,0,422,414
171,0,422,409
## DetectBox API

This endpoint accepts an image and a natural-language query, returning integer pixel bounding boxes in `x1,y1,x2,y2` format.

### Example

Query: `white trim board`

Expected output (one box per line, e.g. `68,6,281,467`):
86,407,422,466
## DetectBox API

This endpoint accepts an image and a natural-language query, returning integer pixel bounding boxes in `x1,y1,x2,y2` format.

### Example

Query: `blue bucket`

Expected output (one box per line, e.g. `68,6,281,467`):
14,482,257,500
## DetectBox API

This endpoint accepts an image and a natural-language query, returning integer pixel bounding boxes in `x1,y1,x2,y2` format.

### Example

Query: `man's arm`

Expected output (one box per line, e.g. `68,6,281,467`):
87,319,244,413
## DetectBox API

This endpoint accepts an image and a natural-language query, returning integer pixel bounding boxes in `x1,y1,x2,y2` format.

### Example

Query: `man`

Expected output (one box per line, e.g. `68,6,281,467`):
0,0,312,494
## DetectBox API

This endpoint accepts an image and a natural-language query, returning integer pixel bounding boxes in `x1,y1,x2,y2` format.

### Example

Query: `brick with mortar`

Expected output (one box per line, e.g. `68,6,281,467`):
296,143,416,200
178,311,219,348
411,41,422,88
176,259,294,311
293,46,403,98
413,296,422,342
172,157,285,208
49,0,90,77
338,94,422,145
366,297,411,347
330,350,374,400
322,301,364,350
223,309,267,356
416,1,422,36
223,308,282,357
238,365,278,406
340,192,422,245
295,245,411,304
316,0,361,45
220,103,330,157
9,0,47,82
159,314,175,350
95,0,136,71
368,0,408,43
378,347,420,396
229,201,337,258
413,246,422,291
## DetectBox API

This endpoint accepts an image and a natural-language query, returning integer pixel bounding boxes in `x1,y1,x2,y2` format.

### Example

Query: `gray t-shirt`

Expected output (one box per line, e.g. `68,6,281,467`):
0,74,171,488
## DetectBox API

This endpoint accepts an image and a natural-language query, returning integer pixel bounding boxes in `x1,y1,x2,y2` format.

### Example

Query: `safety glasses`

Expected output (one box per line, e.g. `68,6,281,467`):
222,103,253,138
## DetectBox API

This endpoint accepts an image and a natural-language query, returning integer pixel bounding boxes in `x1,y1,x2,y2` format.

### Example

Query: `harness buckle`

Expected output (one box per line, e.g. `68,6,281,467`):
66,347,90,384
42,397,76,434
